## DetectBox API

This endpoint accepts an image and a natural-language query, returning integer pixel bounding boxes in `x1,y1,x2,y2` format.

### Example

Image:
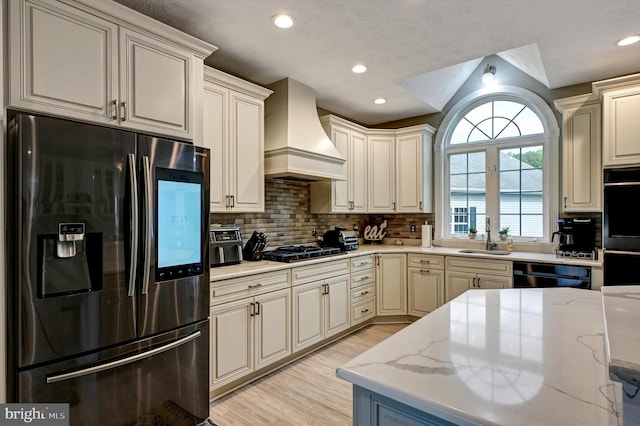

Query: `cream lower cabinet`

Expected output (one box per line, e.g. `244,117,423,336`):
375,254,407,316
350,254,376,325
407,254,444,317
445,256,512,302
202,67,272,212
292,259,350,353
8,0,214,140
210,271,291,391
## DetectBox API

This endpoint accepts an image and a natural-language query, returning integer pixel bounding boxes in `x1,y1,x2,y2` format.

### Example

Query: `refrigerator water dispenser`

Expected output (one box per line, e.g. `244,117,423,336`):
38,224,102,298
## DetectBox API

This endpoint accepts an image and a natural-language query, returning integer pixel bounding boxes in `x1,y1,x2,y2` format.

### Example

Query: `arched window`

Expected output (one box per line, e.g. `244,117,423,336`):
435,87,559,242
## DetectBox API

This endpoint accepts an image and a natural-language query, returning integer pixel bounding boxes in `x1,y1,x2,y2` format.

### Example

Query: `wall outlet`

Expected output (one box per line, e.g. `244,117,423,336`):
410,224,416,232
312,227,317,237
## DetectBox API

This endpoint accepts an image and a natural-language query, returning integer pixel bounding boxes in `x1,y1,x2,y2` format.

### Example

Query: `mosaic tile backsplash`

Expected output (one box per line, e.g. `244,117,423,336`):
209,179,436,247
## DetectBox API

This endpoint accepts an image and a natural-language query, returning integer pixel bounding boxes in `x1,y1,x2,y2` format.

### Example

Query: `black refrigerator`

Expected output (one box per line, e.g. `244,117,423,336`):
6,112,211,425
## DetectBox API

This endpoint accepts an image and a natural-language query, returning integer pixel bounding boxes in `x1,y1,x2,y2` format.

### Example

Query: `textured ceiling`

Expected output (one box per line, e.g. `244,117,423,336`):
114,0,640,125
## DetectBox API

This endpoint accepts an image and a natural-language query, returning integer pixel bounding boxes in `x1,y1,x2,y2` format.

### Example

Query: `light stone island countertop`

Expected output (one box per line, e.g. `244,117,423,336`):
336,288,622,426
210,245,602,283
601,285,640,424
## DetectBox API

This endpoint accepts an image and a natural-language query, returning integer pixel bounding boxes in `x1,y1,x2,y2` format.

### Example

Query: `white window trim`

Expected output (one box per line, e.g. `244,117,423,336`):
434,86,559,244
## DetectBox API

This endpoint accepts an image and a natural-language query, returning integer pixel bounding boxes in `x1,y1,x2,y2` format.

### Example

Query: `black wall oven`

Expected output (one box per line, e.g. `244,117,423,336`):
603,167,640,285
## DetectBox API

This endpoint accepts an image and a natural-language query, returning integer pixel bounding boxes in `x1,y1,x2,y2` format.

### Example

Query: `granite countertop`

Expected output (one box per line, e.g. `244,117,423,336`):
336,288,621,426
210,245,602,282
601,285,640,387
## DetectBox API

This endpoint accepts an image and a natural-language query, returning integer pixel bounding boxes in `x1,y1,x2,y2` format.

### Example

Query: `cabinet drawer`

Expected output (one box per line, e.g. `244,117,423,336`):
292,258,350,286
408,254,444,269
351,298,375,324
351,270,375,287
445,256,512,276
351,283,375,303
212,270,290,304
351,255,375,272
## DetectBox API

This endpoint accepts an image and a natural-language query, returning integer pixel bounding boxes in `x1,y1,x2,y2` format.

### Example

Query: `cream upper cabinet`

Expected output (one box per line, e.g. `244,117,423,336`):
8,0,215,140
118,28,195,138
310,116,434,214
375,253,407,316
202,67,272,212
311,116,367,213
602,84,640,166
8,0,118,123
368,134,396,213
395,126,435,213
554,95,602,212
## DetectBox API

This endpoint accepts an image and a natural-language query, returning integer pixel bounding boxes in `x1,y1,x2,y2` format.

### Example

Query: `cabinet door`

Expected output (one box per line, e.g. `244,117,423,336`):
368,136,396,212
350,130,368,212
8,0,119,123
477,274,512,290
331,126,351,212
119,27,193,139
254,288,291,370
445,271,474,302
395,134,422,213
603,86,640,166
325,275,350,337
292,282,323,352
407,268,444,317
229,91,265,212
376,254,407,315
202,82,229,211
561,104,602,211
210,298,253,389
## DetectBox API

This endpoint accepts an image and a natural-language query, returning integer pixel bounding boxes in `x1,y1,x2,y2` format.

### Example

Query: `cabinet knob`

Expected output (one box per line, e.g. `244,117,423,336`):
362,308,369,313
248,283,263,289
420,269,430,274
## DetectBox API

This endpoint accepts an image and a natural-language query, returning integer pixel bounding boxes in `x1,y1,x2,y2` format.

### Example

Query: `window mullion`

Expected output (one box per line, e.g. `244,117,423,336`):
485,146,500,232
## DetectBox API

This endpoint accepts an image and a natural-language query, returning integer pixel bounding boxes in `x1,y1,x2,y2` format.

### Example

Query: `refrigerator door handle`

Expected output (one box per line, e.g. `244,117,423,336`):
127,153,139,297
46,330,202,384
141,156,153,295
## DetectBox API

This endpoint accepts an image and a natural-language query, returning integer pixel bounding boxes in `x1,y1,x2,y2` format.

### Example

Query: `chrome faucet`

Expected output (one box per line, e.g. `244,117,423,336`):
486,217,497,250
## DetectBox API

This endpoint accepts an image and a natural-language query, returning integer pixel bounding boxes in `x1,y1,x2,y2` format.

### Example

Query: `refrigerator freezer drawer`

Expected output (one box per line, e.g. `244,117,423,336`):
18,321,209,426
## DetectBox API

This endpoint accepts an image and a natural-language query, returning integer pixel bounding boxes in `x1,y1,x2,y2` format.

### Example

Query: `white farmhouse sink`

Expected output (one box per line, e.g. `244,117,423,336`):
458,249,511,255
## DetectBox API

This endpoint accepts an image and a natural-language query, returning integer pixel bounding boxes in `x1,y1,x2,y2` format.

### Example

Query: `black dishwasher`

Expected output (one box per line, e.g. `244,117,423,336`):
513,262,591,289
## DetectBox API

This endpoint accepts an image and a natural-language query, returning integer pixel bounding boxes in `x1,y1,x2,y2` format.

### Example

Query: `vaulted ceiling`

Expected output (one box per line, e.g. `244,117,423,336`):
115,0,640,125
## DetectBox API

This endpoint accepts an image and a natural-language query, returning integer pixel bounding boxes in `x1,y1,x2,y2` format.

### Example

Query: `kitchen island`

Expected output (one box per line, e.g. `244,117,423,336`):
337,288,621,425
601,285,640,425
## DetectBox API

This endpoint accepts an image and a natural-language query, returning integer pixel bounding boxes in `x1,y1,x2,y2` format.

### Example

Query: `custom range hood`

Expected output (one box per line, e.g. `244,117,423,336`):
264,78,345,181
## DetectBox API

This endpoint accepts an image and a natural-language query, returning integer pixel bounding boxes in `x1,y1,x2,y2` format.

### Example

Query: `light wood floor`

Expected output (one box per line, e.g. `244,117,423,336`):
209,323,407,425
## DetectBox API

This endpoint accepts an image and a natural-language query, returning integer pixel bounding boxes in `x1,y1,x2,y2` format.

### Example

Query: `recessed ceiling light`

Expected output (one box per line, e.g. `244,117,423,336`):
352,64,367,74
374,98,386,105
272,14,294,29
617,34,640,46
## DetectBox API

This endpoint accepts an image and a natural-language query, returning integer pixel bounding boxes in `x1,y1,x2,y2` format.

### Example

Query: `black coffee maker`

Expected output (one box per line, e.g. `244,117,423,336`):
552,218,596,253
